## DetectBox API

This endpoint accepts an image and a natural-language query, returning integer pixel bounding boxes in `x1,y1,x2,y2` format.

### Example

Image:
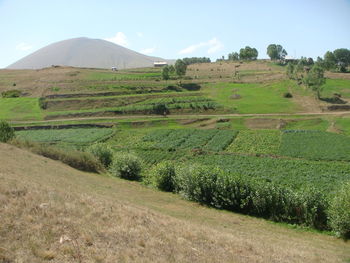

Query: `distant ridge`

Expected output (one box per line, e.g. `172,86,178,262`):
7,37,172,69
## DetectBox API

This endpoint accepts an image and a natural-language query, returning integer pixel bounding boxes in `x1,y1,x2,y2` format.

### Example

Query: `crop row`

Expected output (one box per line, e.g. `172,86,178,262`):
227,130,280,155
136,96,212,105
191,153,350,193
143,129,237,152
16,128,114,145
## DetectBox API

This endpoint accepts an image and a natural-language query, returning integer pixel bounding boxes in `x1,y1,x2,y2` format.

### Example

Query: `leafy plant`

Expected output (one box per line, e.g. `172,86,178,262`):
109,153,142,180
87,143,114,168
0,120,15,142
150,161,176,191
328,182,350,238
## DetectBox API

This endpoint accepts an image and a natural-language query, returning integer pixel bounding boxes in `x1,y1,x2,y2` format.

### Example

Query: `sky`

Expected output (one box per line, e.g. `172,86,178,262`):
0,0,349,68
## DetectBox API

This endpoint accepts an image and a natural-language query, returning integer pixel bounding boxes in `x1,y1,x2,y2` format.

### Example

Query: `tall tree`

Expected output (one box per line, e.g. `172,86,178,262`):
323,51,337,70
228,52,239,61
174,59,187,77
333,48,350,72
266,44,287,60
303,65,326,99
239,46,258,60
161,66,170,80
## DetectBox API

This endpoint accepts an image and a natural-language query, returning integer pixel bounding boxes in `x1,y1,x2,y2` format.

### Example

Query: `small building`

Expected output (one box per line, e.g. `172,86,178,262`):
154,61,168,67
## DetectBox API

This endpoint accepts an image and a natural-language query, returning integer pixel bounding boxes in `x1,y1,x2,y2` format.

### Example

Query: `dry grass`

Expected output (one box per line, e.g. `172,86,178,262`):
186,60,285,83
0,143,350,262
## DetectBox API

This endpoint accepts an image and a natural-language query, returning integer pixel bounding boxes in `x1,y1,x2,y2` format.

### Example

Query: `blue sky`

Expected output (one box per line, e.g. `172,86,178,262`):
0,0,349,68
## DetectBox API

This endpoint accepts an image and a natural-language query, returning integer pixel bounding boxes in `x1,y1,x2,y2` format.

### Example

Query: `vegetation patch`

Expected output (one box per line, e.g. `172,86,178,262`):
227,130,281,155
143,129,237,152
16,128,114,145
280,130,350,161
0,98,43,120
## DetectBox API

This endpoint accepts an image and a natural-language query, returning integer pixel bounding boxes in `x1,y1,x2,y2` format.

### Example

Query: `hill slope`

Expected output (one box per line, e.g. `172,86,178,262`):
0,143,349,262
7,37,170,70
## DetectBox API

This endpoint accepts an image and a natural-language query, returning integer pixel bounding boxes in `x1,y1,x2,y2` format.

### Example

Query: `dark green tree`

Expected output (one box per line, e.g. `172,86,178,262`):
161,65,170,80
0,120,15,142
266,44,287,60
303,65,326,99
239,46,258,60
333,48,350,72
175,59,187,77
228,52,239,61
323,51,337,70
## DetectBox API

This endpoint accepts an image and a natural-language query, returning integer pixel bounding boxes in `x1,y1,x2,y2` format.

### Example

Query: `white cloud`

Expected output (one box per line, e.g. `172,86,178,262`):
178,37,223,55
105,32,128,47
16,43,32,51
140,47,156,55
137,32,143,37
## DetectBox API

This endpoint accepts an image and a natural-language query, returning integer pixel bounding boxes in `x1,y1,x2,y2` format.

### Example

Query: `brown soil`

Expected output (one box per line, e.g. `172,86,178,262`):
245,118,285,129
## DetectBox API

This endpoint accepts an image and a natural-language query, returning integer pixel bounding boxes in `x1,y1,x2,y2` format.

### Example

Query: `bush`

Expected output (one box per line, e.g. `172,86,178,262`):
150,161,176,191
175,163,328,228
283,92,293,98
152,103,169,115
1,90,21,98
87,143,114,168
38,97,48,109
109,153,142,180
328,182,350,238
0,120,15,142
10,139,103,173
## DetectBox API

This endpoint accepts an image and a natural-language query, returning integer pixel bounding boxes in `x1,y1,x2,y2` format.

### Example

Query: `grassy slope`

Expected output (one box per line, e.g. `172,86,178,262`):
205,80,301,114
0,98,43,121
321,79,350,98
0,143,349,263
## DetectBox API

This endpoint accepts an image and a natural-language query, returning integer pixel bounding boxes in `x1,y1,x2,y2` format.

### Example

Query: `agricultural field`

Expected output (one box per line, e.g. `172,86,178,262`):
2,60,350,238
227,130,280,155
16,128,114,145
143,129,238,152
280,130,350,161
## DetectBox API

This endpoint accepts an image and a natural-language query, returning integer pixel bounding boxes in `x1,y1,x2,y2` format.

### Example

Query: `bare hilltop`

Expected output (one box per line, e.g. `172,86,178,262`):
7,37,170,70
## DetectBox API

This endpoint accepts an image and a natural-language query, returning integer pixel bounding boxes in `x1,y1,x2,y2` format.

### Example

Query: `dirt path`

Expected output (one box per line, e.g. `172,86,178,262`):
10,111,350,125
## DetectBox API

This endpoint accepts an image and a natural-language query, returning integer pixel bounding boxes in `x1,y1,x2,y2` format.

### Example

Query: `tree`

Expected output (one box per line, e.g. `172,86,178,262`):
0,120,15,142
175,59,187,77
323,51,336,70
303,65,326,99
239,46,258,60
161,65,170,80
286,63,295,79
228,52,239,61
168,65,175,74
333,48,350,72
266,44,287,60
182,57,211,65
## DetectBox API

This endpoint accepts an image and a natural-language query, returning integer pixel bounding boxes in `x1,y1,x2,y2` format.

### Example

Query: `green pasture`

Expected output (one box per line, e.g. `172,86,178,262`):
0,98,43,121
205,80,301,114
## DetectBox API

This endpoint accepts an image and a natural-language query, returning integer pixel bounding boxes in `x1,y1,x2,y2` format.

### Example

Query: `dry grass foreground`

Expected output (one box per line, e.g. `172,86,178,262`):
0,143,349,263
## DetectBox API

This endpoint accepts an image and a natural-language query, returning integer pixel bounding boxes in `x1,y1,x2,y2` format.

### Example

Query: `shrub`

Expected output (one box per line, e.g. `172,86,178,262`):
109,153,142,180
38,97,48,109
0,120,15,142
10,139,103,173
152,103,169,115
283,92,293,98
150,161,176,191
1,90,21,98
328,182,350,238
175,163,328,228
87,143,114,168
